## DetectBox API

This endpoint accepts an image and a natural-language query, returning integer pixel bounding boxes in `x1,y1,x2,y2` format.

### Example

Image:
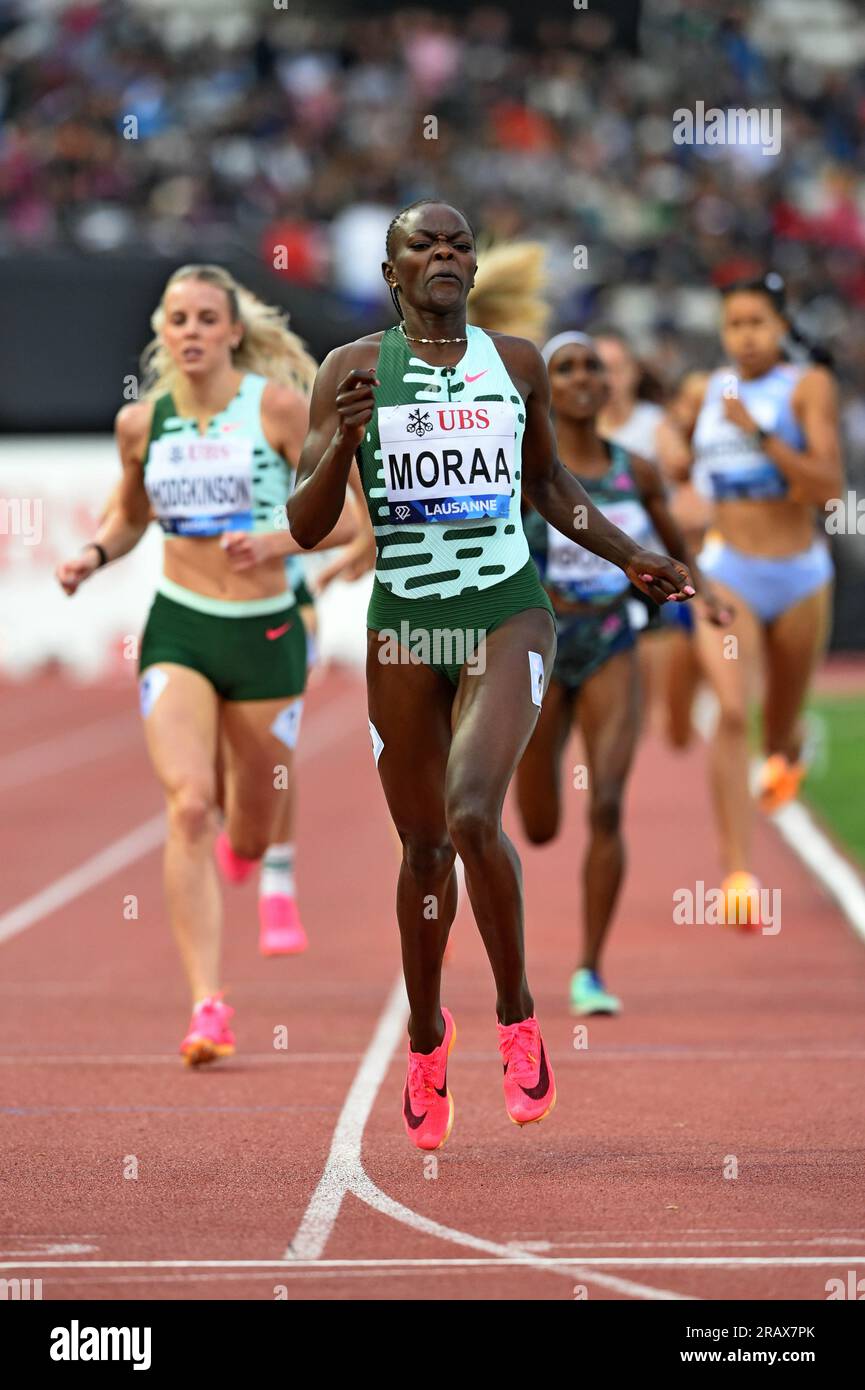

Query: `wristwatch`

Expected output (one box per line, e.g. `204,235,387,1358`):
754,427,770,447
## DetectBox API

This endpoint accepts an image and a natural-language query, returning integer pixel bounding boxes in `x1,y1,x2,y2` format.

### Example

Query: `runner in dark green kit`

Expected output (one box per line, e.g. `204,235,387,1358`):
288,201,695,1151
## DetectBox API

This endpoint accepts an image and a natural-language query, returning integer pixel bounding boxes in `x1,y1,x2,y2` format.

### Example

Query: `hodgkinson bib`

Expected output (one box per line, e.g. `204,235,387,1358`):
378,401,516,524
146,436,255,536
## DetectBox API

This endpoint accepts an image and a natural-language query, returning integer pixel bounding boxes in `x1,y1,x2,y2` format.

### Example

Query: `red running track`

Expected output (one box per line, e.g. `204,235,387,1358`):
0,667,864,1301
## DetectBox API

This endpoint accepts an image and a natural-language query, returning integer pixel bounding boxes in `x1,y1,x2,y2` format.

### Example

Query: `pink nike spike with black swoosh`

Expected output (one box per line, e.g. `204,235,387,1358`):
402,1007,457,1150
497,1015,556,1126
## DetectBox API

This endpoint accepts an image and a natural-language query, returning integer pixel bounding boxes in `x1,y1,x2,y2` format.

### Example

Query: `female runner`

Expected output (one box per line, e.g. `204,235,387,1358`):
288,200,695,1150
255,552,318,957
594,327,713,744
517,332,727,1014
56,264,356,1061
666,275,842,922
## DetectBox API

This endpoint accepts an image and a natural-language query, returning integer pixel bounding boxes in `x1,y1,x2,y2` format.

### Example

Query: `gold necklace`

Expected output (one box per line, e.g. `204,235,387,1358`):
399,322,467,344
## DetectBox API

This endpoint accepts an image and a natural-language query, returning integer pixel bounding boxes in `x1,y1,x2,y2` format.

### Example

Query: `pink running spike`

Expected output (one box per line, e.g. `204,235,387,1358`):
215,830,258,884
180,994,235,1067
496,1015,556,1126
259,894,308,956
402,1008,457,1151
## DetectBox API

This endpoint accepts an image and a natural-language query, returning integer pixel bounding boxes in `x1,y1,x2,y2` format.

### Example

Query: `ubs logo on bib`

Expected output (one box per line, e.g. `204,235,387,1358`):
407,409,433,437
378,401,516,524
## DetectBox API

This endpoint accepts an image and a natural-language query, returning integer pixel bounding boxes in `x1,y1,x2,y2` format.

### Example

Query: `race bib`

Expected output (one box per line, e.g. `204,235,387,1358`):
693,395,788,501
146,437,254,536
546,500,647,595
378,401,515,524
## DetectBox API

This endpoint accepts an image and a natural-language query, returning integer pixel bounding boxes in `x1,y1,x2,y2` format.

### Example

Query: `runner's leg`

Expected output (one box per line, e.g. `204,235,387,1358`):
446,608,557,1024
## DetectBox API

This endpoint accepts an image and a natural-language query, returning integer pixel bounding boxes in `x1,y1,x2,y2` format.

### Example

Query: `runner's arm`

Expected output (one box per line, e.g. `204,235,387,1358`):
288,349,378,548
516,341,694,604
55,404,153,594
660,373,708,482
630,454,731,625
725,367,842,507
314,465,378,590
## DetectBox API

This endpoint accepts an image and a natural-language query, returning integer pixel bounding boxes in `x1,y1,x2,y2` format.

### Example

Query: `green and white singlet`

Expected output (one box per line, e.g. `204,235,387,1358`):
144,372,292,539
359,325,537,606
138,371,307,700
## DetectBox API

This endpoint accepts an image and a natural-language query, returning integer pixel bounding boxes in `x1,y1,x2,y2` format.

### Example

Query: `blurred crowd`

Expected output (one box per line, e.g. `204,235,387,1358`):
2,0,865,435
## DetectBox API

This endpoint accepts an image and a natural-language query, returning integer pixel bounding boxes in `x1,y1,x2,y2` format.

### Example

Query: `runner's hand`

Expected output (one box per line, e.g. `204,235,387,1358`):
694,585,734,627
625,550,695,604
723,395,758,434
315,531,378,591
56,550,101,596
221,531,276,570
334,368,380,449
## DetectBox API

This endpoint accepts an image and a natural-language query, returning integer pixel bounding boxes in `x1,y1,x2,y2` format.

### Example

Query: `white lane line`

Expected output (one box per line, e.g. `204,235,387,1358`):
0,815,165,945
1,1255,860,1271
693,691,865,944
288,974,408,1261
350,1168,690,1300
287,974,691,1301
0,712,139,792
0,688,363,948
519,1237,863,1250
771,800,865,943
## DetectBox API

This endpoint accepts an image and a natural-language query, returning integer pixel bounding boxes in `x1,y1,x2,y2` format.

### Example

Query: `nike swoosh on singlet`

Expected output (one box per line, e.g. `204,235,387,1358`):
503,1044,551,1100
265,621,293,641
465,370,488,383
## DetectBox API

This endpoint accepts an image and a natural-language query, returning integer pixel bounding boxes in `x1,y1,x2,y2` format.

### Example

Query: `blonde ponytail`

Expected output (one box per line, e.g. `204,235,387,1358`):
467,241,552,344
140,264,318,401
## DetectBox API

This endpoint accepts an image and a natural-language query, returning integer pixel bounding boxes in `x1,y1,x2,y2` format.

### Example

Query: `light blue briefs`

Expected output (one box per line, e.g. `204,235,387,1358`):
698,535,832,623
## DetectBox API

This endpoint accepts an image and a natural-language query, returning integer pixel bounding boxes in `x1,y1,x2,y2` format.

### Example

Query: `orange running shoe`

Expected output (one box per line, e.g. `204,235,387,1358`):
758,754,805,815
180,994,236,1066
722,872,761,932
402,1007,456,1151
497,1015,556,1126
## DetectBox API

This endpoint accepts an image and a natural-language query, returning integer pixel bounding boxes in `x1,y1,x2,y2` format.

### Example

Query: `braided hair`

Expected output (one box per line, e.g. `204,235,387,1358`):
384,199,476,318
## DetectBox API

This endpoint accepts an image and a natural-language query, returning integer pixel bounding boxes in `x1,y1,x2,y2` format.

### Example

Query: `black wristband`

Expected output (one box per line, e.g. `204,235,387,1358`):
85,542,108,568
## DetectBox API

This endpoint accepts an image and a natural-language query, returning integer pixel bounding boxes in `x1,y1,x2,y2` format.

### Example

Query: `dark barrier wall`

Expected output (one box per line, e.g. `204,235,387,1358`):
0,252,374,434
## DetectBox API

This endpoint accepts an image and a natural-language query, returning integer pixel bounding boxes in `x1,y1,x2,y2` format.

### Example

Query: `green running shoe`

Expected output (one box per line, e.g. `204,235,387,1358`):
570,968,622,1017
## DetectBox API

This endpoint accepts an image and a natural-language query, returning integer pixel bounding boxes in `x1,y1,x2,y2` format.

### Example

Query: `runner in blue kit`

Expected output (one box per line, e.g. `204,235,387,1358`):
288,201,696,1149
517,333,728,1015
665,275,843,925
